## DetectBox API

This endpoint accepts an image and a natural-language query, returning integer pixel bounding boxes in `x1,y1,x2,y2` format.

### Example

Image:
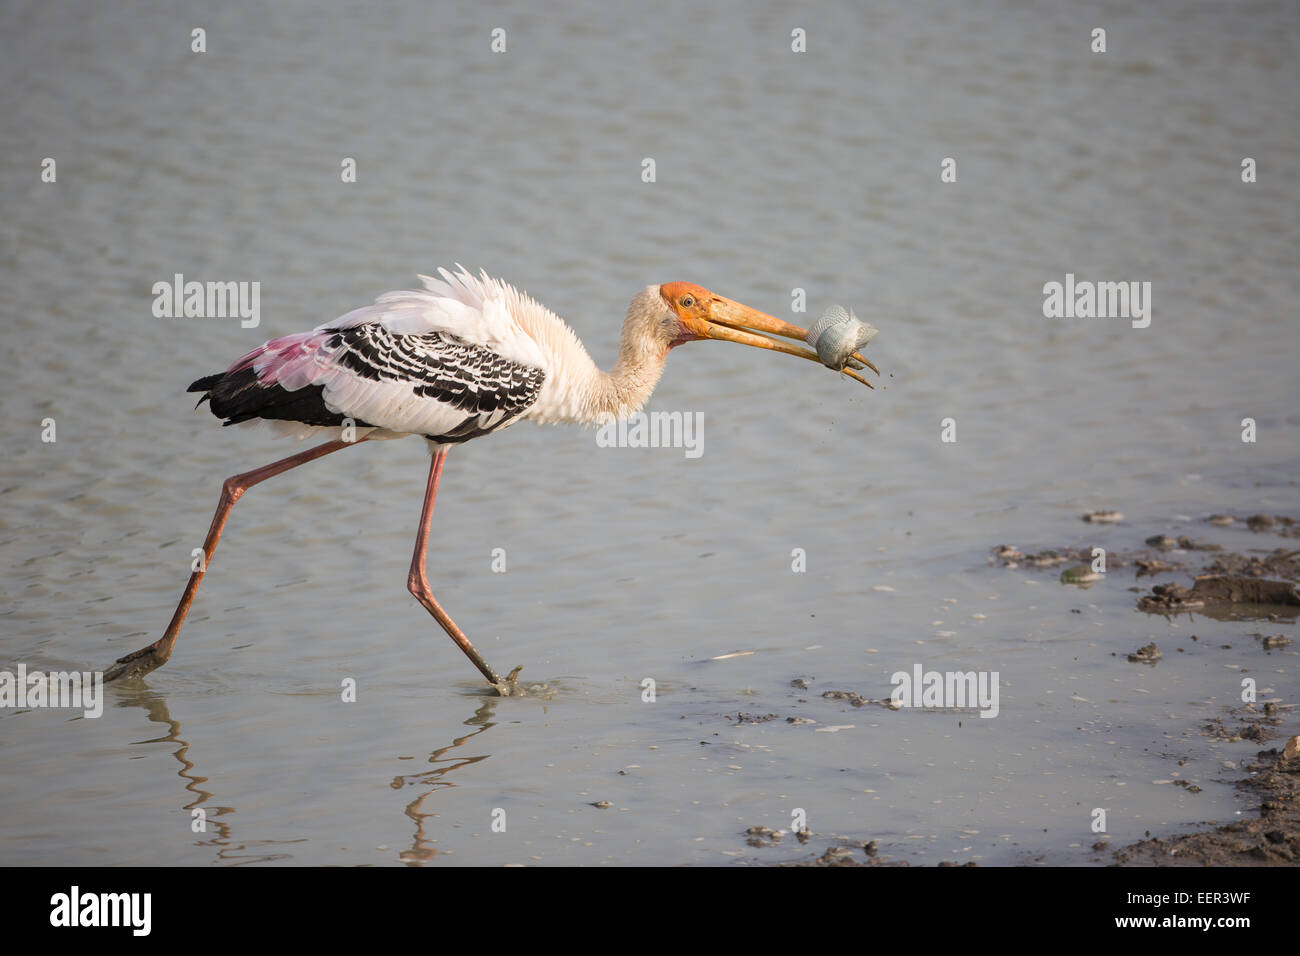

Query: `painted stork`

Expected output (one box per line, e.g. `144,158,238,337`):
104,267,878,694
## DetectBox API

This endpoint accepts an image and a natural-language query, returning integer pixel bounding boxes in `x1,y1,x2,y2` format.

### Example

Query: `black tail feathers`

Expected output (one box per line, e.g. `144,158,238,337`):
188,372,224,408
188,373,224,393
187,367,360,428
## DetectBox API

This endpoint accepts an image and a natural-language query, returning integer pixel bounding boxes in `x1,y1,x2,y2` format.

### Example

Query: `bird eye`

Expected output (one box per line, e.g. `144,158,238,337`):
681,295,695,308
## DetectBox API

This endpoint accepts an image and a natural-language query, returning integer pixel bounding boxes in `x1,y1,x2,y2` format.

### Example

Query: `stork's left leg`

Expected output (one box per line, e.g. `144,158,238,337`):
104,438,363,682
407,447,522,695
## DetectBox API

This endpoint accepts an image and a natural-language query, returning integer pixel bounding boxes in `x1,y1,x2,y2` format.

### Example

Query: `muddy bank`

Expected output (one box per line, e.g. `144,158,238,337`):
721,513,1298,867
742,683,1295,867
1113,735,1300,866
993,513,1300,617
994,512,1299,866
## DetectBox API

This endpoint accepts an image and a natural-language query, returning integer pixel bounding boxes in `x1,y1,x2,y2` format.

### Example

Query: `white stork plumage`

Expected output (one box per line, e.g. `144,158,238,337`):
104,267,878,694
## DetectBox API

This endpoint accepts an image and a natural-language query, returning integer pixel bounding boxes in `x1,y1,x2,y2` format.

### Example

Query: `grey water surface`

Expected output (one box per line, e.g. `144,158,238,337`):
1,0,1297,865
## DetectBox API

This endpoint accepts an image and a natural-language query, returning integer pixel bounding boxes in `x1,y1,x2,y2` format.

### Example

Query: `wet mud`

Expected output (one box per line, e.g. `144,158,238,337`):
998,512,1299,866
736,513,1299,866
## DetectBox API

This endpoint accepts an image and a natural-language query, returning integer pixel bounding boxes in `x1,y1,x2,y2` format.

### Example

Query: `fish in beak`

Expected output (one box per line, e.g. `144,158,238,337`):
661,282,879,387
805,305,878,370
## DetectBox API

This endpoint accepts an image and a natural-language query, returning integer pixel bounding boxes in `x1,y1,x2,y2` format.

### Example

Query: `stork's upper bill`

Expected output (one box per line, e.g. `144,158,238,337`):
659,282,879,387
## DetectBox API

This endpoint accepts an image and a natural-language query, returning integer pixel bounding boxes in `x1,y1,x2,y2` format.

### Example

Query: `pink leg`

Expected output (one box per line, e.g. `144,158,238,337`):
105,438,363,681
407,447,519,691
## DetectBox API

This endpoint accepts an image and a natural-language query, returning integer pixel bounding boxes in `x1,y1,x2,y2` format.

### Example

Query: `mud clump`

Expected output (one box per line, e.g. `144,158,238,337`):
1137,583,1205,612
814,847,863,866
1135,558,1179,577
1061,564,1101,584
1187,575,1298,605
1137,575,1300,612
1205,548,1300,579
992,545,1073,569
745,825,784,848
821,689,897,710
1201,703,1285,744
1143,534,1220,552
1082,510,1124,524
1284,735,1300,770
1237,514,1299,538
1127,642,1162,664
1201,513,1300,537
823,689,869,707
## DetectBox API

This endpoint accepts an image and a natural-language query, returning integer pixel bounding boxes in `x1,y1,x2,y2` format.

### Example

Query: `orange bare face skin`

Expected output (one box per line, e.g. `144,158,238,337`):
660,282,713,315
660,282,715,346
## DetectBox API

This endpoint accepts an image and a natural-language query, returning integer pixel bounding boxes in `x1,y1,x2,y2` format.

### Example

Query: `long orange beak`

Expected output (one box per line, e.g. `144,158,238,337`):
697,294,879,387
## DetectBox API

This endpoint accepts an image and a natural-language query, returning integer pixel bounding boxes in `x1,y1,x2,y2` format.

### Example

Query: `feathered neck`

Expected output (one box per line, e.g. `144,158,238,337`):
508,285,668,426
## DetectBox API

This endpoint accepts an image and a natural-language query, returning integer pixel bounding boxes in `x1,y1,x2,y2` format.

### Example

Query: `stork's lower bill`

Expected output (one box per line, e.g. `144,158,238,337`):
103,267,879,695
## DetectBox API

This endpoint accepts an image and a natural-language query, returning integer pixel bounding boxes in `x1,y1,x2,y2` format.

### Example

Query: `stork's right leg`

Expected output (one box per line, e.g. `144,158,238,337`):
104,438,362,681
406,447,522,695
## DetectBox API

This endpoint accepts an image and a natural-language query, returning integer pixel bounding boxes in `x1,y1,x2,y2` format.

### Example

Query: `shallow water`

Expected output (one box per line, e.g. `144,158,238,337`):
1,0,1297,865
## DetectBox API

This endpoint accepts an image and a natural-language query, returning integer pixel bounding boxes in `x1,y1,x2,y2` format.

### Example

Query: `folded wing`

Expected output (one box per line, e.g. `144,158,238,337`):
190,267,548,442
